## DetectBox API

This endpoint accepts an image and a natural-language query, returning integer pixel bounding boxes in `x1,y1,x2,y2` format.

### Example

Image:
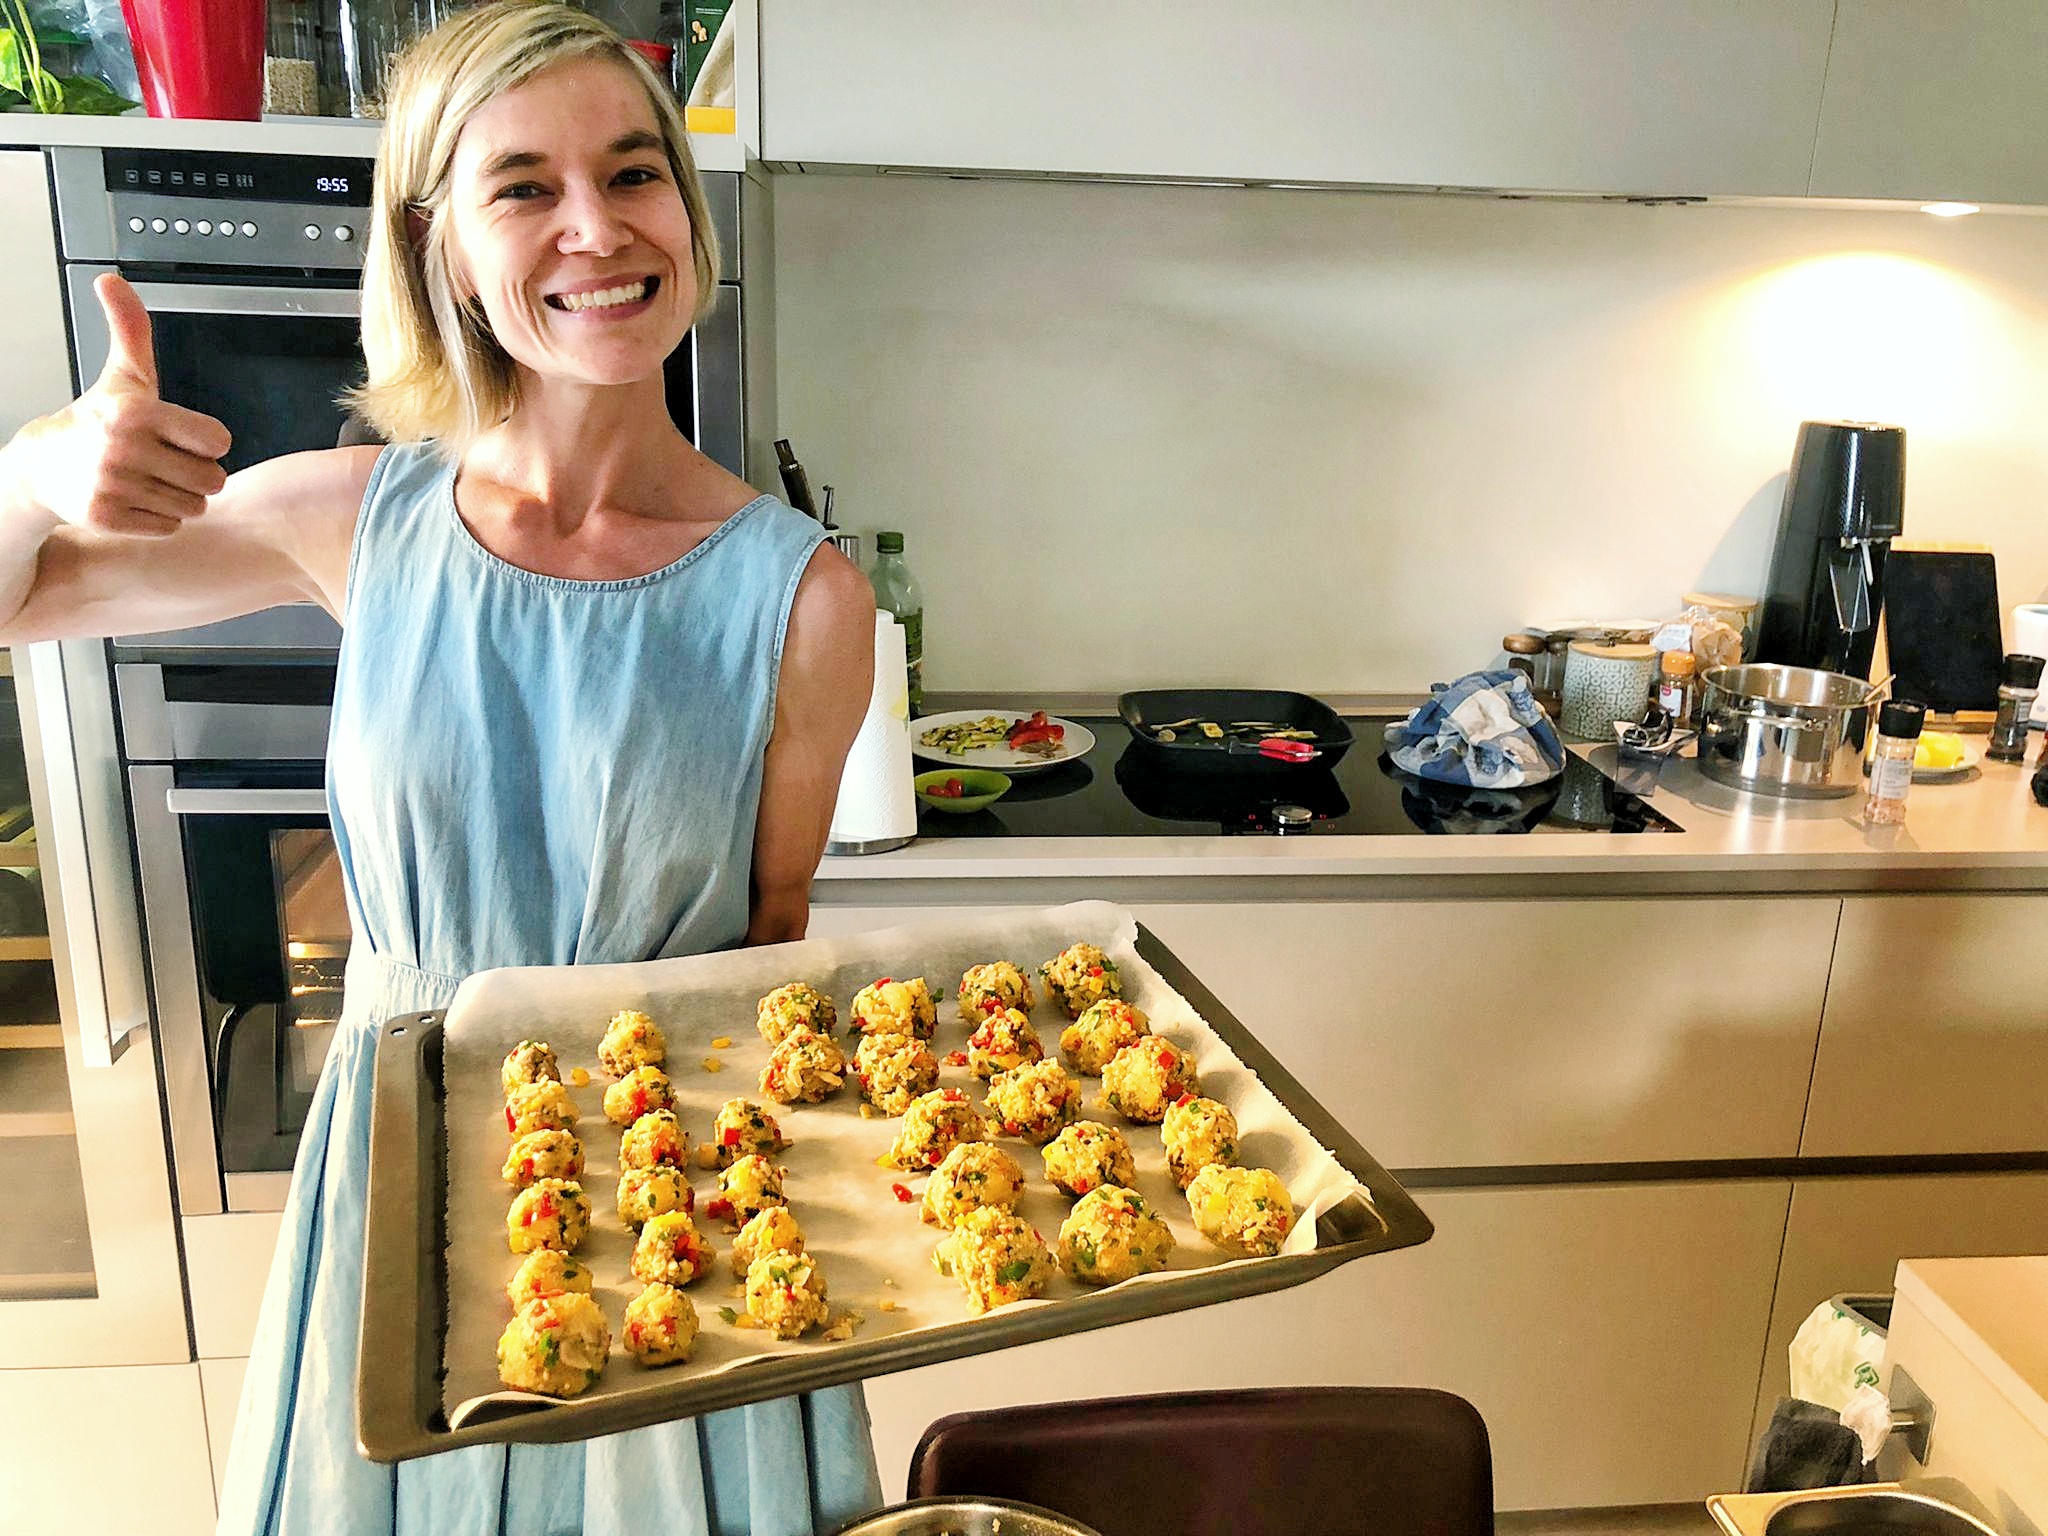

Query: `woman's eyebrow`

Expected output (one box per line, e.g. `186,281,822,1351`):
479,132,662,179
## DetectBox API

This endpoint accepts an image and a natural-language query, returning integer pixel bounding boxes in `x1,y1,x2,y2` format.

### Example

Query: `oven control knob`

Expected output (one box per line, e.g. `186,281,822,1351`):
240,221,258,237
217,222,235,237
333,225,355,242
126,216,145,233
304,223,322,240
196,219,212,235
173,219,190,234
1271,804,1314,831
149,217,167,233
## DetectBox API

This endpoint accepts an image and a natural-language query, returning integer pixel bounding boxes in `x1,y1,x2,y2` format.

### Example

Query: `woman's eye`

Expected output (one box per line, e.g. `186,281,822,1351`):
616,166,665,187
493,182,546,203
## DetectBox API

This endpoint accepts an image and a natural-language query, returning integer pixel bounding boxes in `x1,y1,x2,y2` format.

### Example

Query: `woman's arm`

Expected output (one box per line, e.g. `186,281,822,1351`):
746,545,875,945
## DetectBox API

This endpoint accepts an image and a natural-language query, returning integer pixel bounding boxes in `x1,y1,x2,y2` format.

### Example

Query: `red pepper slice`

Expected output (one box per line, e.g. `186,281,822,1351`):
891,1182,915,1203
721,1127,743,1146
504,1105,515,1133
943,1050,969,1068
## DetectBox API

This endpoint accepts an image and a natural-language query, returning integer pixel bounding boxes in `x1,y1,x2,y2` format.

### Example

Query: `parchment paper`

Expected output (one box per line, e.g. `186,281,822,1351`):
440,900,1375,1424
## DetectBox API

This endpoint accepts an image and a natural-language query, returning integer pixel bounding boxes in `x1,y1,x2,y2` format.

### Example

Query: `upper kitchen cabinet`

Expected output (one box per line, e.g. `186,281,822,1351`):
759,0,1836,197
1809,2,2048,206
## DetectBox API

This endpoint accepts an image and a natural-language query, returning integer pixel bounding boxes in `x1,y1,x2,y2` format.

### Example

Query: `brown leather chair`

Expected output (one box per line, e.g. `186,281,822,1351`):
907,1386,1494,1536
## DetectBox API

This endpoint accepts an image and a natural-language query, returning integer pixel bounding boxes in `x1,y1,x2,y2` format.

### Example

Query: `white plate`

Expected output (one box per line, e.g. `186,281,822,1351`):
911,710,1096,773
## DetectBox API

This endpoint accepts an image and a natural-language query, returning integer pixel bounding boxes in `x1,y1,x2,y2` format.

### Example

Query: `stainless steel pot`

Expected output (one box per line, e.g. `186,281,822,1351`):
829,1498,1104,1536
1696,664,1879,799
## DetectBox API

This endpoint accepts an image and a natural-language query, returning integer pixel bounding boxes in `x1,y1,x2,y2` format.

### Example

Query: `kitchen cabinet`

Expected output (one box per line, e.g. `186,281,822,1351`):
860,1179,1793,1510
0,149,74,435
1746,1172,2048,1458
1809,1,2048,206
1801,895,2048,1158
760,0,1836,197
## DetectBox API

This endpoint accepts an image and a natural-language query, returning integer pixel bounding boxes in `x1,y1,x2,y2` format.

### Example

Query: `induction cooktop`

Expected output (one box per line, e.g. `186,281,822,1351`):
913,717,1682,838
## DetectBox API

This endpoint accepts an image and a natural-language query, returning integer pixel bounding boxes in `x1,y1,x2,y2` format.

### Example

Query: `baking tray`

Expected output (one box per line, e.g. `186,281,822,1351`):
1118,689,1355,774
358,921,1431,1462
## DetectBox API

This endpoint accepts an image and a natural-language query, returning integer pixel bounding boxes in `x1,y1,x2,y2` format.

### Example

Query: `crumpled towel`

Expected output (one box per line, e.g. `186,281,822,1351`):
1384,670,1567,788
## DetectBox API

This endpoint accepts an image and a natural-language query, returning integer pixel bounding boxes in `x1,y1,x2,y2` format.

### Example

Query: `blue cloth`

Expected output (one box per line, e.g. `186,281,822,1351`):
1383,669,1566,789
217,443,883,1536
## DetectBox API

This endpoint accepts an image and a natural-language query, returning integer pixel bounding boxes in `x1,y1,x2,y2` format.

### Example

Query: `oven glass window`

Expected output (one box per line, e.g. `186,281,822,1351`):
152,311,365,473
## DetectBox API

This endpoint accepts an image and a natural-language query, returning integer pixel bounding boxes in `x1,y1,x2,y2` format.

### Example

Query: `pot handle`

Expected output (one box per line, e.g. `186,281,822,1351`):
1719,706,1830,733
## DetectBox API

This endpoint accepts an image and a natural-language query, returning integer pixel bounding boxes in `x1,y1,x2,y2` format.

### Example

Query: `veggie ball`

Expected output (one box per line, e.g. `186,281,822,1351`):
603,1065,676,1127
1040,1120,1137,1199
707,1097,787,1168
1059,998,1151,1076
1186,1164,1295,1257
744,1247,830,1339
1057,1185,1174,1285
920,1141,1024,1229
985,1059,1082,1144
630,1210,716,1286
730,1204,805,1278
886,1087,988,1170
935,1206,1055,1314
966,1008,1042,1079
623,1282,700,1367
1040,942,1120,1019
956,960,1034,1024
620,1108,689,1170
497,1293,609,1397
850,976,937,1039
505,1249,593,1311
1102,1038,1199,1124
504,1080,578,1138
1161,1095,1239,1189
759,1026,845,1104
756,981,838,1045
506,1177,591,1254
500,1039,560,1096
853,1030,939,1115
711,1153,786,1229
616,1165,694,1228
597,1008,666,1077
501,1128,583,1189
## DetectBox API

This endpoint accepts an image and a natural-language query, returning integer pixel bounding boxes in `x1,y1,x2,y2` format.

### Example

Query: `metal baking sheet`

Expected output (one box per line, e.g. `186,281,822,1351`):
359,903,1431,1462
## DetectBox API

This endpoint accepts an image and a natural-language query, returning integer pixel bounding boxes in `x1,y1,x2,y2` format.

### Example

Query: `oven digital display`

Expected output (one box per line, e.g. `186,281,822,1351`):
105,149,375,207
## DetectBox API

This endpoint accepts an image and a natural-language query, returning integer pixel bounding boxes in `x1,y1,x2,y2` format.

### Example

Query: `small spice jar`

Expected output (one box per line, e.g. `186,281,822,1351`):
1863,699,1928,827
1985,652,2045,763
1655,650,1697,725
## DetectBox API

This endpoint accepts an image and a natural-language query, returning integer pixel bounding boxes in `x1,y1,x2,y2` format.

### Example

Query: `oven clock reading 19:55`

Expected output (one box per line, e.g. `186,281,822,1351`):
317,175,350,194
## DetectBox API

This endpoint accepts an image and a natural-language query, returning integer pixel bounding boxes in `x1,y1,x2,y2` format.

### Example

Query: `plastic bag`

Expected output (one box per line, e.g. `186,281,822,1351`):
1788,1299,1885,1411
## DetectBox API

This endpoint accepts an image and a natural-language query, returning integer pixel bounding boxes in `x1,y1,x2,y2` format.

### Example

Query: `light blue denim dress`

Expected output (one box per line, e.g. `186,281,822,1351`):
216,443,883,1536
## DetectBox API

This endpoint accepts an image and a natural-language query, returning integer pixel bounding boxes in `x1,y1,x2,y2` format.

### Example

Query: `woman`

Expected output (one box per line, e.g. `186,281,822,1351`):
0,6,883,1533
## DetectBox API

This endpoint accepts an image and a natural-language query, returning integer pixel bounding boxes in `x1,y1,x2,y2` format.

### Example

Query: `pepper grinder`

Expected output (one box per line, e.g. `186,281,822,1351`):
1985,653,2044,763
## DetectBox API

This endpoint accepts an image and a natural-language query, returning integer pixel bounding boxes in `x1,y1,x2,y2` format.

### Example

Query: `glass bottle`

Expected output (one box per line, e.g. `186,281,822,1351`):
264,0,324,116
1862,699,1927,827
1655,650,1696,725
1985,652,2044,763
869,531,925,718
338,0,435,117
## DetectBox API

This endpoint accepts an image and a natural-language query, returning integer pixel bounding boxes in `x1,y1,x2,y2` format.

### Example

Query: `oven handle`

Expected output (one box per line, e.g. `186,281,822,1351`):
120,281,361,320
164,787,330,817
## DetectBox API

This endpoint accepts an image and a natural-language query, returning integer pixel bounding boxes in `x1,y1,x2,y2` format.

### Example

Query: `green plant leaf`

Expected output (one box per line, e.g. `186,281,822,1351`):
0,29,29,94
0,84,22,109
57,73,134,115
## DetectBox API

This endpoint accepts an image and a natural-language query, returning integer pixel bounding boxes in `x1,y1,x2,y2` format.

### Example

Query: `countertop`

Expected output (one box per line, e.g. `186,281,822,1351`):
1894,1256,2048,1442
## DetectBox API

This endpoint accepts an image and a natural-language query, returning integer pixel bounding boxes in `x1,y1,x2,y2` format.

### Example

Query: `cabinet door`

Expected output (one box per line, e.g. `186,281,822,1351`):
1810,1,2048,205
0,150,74,434
1803,895,2048,1157
762,0,1834,196
1747,1172,2048,1457
860,1179,1791,1510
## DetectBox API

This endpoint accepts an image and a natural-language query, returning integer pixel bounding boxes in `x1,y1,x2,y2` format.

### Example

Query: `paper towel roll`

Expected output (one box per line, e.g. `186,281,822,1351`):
826,610,918,853
2015,604,2048,724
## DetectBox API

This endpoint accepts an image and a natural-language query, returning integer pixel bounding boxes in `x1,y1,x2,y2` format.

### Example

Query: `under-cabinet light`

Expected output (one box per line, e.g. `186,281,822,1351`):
1920,202,1980,218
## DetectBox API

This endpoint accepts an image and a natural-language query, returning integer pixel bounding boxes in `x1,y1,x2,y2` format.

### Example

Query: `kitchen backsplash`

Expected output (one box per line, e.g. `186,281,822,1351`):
772,173,2048,694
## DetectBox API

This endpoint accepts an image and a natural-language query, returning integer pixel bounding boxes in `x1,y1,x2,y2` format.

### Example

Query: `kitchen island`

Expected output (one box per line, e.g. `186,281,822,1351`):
810,711,2048,1510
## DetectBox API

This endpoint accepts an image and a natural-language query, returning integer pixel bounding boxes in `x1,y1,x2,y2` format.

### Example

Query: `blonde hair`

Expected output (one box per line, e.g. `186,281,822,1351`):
346,2,719,449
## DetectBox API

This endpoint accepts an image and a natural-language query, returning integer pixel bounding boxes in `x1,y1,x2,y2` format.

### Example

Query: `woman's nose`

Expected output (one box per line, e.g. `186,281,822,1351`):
556,185,629,255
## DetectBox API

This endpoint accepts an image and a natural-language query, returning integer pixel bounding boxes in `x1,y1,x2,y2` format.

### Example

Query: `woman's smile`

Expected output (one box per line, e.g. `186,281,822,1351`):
545,274,661,316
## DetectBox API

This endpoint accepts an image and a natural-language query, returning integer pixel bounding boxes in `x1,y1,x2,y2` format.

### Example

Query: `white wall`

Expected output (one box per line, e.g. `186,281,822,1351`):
772,174,2048,694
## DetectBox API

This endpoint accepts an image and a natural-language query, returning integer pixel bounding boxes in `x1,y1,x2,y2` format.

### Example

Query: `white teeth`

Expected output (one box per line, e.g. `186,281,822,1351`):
557,279,648,311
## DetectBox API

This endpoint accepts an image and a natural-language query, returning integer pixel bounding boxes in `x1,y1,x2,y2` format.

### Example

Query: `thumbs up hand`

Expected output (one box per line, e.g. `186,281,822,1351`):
25,274,234,537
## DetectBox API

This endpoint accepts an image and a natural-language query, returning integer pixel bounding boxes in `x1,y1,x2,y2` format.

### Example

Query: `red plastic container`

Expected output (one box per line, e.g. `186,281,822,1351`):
120,0,266,120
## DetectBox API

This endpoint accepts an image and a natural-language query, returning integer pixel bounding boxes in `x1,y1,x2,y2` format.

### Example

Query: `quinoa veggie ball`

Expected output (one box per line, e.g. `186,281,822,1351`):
616,1165,694,1228
1059,998,1152,1076
630,1210,717,1286
984,1059,1082,1144
849,976,937,1039
759,1026,845,1104
756,981,838,1045
1102,1037,1199,1124
504,1249,594,1311
707,1097,787,1168
501,1128,583,1189
936,1206,1055,1314
920,1141,1025,1229
497,1293,610,1397
956,960,1034,1024
1186,1164,1295,1257
745,1247,830,1339
729,1204,805,1278
886,1087,988,1170
853,1030,939,1115
966,1008,1043,1079
597,1009,666,1077
620,1108,689,1170
506,1178,591,1254
1162,1095,1239,1189
623,1282,700,1366
500,1040,560,1096
1040,1120,1137,1199
504,1080,578,1138
1057,1185,1175,1285
710,1153,786,1229
603,1065,676,1127
1040,943,1121,1019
